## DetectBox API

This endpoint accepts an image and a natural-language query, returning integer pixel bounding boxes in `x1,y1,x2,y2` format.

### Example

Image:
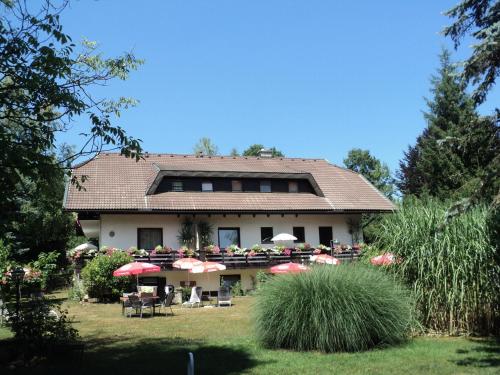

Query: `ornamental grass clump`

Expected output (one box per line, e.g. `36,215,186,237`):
374,198,500,335
254,265,414,352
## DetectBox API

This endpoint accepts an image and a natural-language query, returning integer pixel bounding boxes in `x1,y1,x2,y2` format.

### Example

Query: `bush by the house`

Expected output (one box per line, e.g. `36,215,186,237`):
374,198,500,335
29,251,60,291
230,280,245,296
254,265,414,352
81,251,133,301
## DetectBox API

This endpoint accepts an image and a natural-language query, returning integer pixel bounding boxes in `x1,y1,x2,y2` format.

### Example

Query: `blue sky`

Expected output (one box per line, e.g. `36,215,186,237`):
58,0,499,173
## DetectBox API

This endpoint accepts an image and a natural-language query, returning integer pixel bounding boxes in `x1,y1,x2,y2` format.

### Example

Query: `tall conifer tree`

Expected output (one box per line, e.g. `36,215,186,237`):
398,50,481,200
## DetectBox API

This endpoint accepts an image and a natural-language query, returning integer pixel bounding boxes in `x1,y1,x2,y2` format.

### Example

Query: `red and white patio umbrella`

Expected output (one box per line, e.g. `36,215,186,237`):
189,261,226,274
370,253,396,266
172,258,203,270
310,254,341,265
269,262,309,274
113,262,161,284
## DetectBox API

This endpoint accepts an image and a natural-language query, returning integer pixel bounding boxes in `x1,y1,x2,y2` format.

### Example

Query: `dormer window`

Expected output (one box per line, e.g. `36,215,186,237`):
232,180,242,192
202,181,213,192
260,181,271,193
172,181,183,192
288,181,298,193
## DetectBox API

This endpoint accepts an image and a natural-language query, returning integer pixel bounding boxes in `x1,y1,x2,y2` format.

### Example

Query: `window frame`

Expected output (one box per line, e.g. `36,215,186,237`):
171,181,183,192
293,226,305,243
288,181,299,193
260,227,274,244
137,228,163,250
201,181,213,192
260,180,272,193
318,226,333,247
217,227,241,248
231,180,242,192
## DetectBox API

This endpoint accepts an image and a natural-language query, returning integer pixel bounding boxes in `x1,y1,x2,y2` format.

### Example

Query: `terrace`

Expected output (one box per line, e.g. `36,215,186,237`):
131,248,360,269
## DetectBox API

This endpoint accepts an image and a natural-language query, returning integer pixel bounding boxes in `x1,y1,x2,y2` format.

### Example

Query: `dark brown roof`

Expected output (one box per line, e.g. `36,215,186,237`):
64,153,395,213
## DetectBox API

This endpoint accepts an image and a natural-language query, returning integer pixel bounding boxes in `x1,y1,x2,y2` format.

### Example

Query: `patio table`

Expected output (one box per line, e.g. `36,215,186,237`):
120,295,160,316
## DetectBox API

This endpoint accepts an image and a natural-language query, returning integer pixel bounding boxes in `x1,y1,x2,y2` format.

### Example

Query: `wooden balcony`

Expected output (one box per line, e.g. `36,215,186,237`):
132,249,360,270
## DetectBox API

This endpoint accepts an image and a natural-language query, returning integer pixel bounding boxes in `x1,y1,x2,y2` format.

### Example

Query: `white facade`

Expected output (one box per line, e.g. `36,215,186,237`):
79,213,362,293
91,213,362,250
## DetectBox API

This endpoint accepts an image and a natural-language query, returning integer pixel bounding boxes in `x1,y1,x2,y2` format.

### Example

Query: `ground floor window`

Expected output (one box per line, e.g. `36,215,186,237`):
137,228,163,250
218,227,240,249
318,226,333,246
220,274,241,288
293,226,305,243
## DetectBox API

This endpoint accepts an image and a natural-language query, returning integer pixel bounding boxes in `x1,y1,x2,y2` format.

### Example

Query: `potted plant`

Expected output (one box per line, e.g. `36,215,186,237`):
225,244,242,257
152,245,173,255
204,244,221,254
295,243,311,252
317,244,331,253
251,244,264,253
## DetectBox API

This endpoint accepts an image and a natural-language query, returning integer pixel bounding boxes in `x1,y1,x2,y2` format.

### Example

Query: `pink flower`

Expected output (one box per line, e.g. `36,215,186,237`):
248,250,256,257
283,248,292,256
313,248,321,254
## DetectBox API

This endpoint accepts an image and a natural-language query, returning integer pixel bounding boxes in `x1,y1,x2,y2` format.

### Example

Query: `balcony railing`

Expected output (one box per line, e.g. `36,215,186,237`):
132,249,360,269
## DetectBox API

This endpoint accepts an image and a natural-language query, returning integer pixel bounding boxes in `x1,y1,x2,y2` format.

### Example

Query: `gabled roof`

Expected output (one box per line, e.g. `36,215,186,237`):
64,153,395,213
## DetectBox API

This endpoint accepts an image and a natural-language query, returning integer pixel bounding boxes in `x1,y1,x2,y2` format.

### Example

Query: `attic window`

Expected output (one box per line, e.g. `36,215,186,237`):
260,181,271,193
288,181,298,193
172,181,183,192
202,181,213,192
232,180,242,192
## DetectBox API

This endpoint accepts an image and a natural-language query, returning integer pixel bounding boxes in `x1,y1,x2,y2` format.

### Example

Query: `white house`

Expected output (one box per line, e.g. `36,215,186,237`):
64,151,394,293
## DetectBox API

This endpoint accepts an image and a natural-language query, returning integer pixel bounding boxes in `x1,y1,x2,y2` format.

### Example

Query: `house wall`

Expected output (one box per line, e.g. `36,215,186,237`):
143,268,260,293
96,213,362,249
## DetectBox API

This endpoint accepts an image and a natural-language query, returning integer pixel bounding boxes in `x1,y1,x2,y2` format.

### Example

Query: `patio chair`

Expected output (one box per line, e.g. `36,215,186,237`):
125,295,141,318
122,293,135,316
217,286,232,307
157,292,175,317
138,297,154,318
183,286,202,308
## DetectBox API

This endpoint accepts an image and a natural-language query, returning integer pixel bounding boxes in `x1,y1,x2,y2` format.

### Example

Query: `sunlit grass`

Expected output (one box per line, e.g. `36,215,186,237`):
0,290,499,374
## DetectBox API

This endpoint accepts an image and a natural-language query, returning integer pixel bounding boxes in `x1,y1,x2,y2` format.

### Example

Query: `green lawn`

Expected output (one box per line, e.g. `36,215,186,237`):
0,292,499,374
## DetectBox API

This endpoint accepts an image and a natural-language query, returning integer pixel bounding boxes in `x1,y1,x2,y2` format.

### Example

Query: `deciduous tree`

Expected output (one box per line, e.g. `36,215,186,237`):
193,137,219,156
343,149,395,199
242,144,284,157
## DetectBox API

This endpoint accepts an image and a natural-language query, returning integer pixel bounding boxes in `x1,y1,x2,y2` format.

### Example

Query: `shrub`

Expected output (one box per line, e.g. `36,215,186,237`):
68,278,86,301
181,287,192,302
374,198,500,335
254,265,414,352
9,298,79,359
230,280,245,296
255,270,271,287
81,251,133,301
30,251,60,291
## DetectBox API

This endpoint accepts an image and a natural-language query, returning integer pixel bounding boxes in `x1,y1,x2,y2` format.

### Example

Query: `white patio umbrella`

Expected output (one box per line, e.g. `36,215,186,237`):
271,233,297,242
73,242,97,251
